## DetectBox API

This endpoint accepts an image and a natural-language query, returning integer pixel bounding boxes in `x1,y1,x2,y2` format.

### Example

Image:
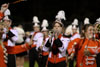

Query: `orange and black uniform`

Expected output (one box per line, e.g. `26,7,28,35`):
69,33,80,67
44,34,70,67
67,38,100,67
26,32,43,67
0,42,31,67
39,36,49,67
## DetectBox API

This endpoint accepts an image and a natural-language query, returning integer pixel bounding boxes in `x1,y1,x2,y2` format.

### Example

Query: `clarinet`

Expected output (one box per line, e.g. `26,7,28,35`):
38,34,45,58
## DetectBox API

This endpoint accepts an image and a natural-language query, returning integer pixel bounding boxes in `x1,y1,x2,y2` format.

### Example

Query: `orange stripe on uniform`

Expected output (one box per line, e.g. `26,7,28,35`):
42,52,49,56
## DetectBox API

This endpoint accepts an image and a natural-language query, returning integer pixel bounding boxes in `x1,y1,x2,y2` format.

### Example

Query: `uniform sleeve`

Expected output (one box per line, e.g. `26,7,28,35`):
67,38,80,55
43,38,50,52
25,37,31,43
6,43,31,54
0,11,4,20
36,35,43,51
7,29,18,42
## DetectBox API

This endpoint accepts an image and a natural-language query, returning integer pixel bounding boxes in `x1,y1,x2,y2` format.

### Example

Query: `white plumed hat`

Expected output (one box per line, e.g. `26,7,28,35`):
55,10,66,26
41,19,48,27
4,9,11,16
72,18,78,29
84,18,90,25
41,19,49,31
72,18,78,25
33,16,40,27
56,10,66,20
32,16,40,23
95,18,100,24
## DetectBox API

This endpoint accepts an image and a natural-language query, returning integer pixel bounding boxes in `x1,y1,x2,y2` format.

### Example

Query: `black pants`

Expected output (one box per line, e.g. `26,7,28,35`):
7,54,16,67
47,61,66,67
96,53,100,67
69,56,76,67
29,47,40,67
69,59,74,67
40,55,48,67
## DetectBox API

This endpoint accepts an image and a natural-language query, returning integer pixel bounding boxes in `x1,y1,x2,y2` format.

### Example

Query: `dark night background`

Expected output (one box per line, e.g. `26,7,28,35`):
0,0,100,31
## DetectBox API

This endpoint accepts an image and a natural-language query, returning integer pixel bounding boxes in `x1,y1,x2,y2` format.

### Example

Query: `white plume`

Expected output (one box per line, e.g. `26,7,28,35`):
55,10,66,20
72,18,78,25
84,18,90,25
41,19,48,27
96,18,100,22
32,16,40,23
4,9,11,16
95,18,100,24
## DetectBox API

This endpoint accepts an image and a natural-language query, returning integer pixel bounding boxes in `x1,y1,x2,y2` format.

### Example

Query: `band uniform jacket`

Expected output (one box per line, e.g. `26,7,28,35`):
67,38,100,67
26,32,43,51
43,34,70,63
0,42,32,67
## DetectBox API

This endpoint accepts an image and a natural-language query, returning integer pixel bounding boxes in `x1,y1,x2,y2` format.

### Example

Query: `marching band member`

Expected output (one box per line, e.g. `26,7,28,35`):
0,22,33,67
94,18,100,67
14,26,27,67
0,3,9,21
39,19,49,67
71,19,80,40
69,18,80,67
67,18,99,67
26,16,43,67
3,15,18,67
64,25,73,67
43,10,70,67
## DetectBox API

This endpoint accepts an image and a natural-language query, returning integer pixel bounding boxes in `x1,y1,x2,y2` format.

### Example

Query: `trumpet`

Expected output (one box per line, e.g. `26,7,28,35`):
49,30,60,40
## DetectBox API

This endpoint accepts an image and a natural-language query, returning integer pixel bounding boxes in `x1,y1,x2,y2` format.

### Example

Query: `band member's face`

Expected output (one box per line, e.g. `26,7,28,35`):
85,26,94,39
0,25,4,39
3,20,11,27
33,26,40,32
72,28,77,34
53,23,62,34
42,31,48,36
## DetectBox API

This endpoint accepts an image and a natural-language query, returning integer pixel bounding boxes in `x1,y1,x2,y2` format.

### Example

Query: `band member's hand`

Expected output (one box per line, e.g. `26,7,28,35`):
28,40,33,46
25,32,30,37
0,3,9,12
39,46,43,51
68,53,74,60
